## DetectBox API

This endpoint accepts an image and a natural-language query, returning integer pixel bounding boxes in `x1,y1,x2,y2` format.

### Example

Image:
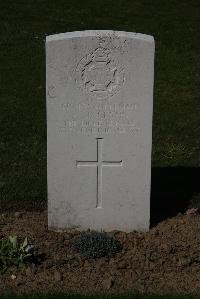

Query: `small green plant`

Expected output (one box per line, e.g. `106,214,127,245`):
70,230,123,259
0,235,35,273
188,193,200,209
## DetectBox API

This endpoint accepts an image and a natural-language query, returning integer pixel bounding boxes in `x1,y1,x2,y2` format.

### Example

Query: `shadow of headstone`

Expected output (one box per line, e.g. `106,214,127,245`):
150,166,200,227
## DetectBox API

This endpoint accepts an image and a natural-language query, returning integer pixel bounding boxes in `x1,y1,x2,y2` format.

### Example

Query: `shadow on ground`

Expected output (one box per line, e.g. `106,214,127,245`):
150,166,200,227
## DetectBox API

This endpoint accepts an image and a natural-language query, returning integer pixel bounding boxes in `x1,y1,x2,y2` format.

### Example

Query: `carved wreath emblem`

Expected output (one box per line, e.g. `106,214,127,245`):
75,47,125,100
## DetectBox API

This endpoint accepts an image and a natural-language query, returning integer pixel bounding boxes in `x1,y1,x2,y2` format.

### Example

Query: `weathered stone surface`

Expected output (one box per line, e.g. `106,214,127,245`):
46,30,155,232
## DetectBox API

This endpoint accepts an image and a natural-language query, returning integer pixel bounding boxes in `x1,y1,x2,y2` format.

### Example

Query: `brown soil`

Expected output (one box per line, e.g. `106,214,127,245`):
0,208,200,297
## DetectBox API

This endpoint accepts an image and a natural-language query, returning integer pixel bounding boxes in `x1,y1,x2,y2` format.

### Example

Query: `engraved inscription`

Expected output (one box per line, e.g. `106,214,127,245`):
75,47,125,100
60,101,140,135
76,138,123,208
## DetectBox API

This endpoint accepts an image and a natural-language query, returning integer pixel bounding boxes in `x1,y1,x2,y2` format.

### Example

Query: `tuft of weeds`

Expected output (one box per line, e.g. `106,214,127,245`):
0,235,37,273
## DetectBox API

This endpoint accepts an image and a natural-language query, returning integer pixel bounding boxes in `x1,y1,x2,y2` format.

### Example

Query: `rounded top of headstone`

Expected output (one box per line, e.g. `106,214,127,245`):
46,30,154,44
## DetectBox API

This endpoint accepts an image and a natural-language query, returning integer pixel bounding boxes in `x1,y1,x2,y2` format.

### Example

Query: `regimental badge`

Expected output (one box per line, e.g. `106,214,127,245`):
75,47,125,100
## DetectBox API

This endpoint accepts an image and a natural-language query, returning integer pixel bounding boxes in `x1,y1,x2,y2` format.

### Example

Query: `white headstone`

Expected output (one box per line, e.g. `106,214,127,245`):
46,30,154,232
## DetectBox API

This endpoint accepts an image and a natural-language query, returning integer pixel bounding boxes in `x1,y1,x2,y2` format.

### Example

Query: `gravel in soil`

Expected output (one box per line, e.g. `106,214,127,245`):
0,209,200,296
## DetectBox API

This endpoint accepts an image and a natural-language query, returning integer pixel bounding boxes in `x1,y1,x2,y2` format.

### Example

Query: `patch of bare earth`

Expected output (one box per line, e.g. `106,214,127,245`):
0,209,200,296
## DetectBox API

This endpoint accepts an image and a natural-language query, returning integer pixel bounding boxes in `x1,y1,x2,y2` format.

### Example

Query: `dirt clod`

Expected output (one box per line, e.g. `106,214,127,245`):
14,212,23,218
102,275,114,290
54,270,63,282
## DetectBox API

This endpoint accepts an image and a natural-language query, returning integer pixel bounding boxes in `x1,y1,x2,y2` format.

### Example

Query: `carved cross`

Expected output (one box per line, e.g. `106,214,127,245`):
76,138,123,208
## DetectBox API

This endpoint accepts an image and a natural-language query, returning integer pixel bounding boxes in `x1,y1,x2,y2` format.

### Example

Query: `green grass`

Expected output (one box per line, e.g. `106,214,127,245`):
1,289,200,299
0,2,200,202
